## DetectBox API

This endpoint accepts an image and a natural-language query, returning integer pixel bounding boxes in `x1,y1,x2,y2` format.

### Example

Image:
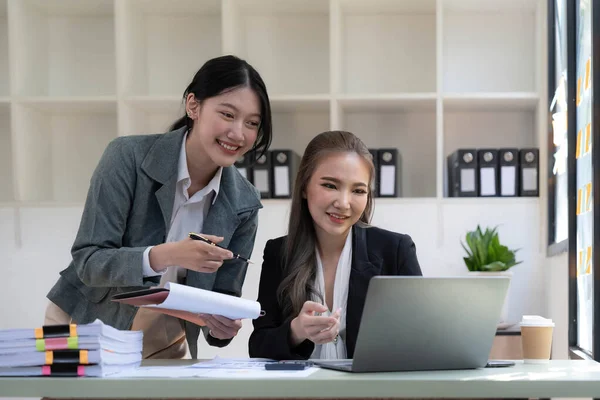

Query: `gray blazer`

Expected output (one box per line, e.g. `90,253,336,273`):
47,127,262,358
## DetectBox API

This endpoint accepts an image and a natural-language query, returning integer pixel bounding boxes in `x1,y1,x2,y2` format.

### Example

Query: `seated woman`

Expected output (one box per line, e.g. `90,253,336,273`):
249,130,422,360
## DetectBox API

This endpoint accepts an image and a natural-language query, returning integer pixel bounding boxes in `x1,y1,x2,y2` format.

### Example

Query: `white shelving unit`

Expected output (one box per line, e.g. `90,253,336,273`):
0,0,546,207
9,0,116,97
11,99,117,203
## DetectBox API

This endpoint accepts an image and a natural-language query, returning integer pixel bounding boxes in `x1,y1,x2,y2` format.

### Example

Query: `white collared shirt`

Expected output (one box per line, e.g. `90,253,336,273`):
311,228,353,359
141,132,223,278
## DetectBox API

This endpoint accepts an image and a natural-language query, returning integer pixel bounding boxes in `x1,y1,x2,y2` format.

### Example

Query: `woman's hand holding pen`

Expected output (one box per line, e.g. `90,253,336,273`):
289,301,341,346
149,234,234,273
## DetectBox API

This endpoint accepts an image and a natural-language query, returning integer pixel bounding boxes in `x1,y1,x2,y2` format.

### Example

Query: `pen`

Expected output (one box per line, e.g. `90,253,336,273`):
188,232,254,264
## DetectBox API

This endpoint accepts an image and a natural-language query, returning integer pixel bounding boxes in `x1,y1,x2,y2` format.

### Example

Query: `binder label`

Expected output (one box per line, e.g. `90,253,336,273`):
253,170,269,193
460,169,475,192
274,166,290,197
479,167,497,196
501,166,516,196
522,167,538,191
379,165,396,196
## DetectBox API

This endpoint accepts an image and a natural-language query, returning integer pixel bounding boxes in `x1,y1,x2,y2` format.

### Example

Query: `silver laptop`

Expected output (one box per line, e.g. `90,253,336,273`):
314,276,510,373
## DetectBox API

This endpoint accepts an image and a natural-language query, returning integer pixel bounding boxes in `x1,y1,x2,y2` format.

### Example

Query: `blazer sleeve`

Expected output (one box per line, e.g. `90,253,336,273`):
397,234,423,276
203,208,260,348
248,239,314,360
69,137,154,288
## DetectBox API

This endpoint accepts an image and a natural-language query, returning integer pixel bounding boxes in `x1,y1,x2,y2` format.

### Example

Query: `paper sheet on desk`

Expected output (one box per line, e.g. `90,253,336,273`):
191,357,274,370
113,364,318,378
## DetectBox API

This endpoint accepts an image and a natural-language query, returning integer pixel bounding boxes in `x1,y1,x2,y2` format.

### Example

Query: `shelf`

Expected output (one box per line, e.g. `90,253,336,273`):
341,105,437,198
229,0,329,95
0,0,7,97
10,0,116,97
260,197,440,206
443,0,538,12
12,102,117,203
120,96,184,136
443,92,540,111
337,93,437,111
16,96,117,112
339,0,436,94
270,95,330,112
0,102,13,202
442,197,539,205
270,106,330,160
442,0,536,93
117,0,221,96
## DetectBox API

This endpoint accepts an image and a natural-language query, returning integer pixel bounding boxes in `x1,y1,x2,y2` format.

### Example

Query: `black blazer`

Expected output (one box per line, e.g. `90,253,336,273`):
248,225,422,360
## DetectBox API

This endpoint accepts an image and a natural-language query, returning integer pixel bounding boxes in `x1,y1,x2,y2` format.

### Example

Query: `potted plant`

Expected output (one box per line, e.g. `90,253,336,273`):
461,225,522,323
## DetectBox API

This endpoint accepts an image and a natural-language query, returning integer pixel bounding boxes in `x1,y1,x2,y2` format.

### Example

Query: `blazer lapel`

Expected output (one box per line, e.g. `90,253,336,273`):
140,128,186,232
346,225,381,358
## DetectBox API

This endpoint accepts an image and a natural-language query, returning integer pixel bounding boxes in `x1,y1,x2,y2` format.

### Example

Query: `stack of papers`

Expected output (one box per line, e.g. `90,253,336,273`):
0,319,142,377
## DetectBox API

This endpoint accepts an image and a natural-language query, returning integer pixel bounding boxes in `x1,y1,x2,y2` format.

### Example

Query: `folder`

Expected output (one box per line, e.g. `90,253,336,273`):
377,149,400,197
112,282,263,321
498,148,519,197
269,149,301,199
369,149,379,197
447,149,478,197
234,154,253,184
477,149,499,197
252,151,272,199
519,148,539,196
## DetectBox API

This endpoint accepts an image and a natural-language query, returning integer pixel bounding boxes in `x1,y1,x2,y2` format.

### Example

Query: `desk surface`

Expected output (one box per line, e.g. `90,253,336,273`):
1,359,599,399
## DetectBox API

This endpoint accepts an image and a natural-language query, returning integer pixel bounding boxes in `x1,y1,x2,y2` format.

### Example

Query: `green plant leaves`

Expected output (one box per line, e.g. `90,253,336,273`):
461,225,522,272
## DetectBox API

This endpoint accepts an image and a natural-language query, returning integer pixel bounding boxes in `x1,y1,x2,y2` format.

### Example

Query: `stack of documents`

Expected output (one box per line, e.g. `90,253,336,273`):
0,319,142,377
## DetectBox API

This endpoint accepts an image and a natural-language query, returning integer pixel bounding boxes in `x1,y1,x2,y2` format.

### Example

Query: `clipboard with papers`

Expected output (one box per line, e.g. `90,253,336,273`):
111,282,264,322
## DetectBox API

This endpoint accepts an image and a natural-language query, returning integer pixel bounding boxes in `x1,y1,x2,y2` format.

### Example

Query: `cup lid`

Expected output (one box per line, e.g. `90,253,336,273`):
520,315,555,327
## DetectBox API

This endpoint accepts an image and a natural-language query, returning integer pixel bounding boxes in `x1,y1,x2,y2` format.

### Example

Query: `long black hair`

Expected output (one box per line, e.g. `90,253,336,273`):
170,55,272,162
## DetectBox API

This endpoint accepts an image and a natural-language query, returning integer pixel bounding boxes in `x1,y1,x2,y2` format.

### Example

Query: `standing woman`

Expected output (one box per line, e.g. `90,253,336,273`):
249,131,422,360
44,55,272,360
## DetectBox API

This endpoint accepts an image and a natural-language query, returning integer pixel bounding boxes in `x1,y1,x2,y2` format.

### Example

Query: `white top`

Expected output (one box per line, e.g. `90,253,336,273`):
141,131,223,279
311,228,353,359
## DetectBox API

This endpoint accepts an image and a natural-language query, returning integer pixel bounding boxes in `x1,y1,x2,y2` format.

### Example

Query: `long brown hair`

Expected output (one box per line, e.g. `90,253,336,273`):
277,131,375,319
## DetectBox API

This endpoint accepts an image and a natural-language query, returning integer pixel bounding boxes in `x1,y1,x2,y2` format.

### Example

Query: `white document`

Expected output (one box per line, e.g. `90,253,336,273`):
200,367,319,379
379,165,396,196
274,166,290,196
144,282,262,320
191,357,273,370
500,166,516,196
460,169,475,192
253,169,269,192
113,359,319,379
479,167,497,196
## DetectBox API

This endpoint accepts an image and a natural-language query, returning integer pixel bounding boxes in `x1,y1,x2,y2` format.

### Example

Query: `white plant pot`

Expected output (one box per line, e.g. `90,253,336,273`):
467,270,513,324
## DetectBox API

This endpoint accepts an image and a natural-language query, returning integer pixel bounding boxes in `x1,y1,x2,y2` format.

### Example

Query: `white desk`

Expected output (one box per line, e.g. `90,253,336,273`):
0,360,599,399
